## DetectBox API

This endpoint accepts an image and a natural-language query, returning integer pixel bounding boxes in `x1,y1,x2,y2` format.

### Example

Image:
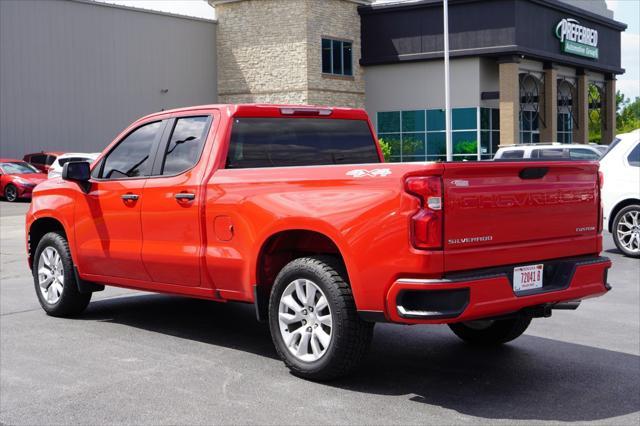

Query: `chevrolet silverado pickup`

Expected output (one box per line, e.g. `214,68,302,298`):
26,104,611,380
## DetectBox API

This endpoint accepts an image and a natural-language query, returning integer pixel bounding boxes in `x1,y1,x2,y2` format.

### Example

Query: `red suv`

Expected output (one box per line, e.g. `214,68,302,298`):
23,151,64,173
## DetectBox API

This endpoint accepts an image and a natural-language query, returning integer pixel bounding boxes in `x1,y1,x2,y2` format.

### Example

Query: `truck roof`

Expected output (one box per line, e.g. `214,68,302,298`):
141,104,370,121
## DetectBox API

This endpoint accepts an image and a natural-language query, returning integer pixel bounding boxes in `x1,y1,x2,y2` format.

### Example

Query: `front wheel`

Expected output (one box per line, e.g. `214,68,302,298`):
268,256,374,381
448,317,532,345
33,232,91,317
4,184,18,202
612,204,640,258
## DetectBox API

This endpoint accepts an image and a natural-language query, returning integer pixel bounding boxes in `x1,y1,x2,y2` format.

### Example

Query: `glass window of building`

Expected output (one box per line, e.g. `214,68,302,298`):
520,110,540,143
557,112,573,143
321,38,353,77
377,107,491,162
480,108,500,160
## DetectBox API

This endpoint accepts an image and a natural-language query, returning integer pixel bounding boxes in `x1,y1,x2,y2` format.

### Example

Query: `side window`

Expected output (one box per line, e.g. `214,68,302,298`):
628,143,640,167
100,121,163,179
501,150,524,159
569,148,600,160
161,116,210,175
30,154,47,165
45,155,56,165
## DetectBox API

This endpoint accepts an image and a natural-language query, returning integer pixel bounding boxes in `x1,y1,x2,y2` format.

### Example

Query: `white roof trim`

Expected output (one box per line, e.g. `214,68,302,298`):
75,0,217,23
209,0,372,6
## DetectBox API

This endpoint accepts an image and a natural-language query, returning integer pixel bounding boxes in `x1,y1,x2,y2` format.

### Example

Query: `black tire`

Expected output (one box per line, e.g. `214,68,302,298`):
612,204,640,258
4,184,18,202
268,256,374,381
448,317,532,345
32,232,91,317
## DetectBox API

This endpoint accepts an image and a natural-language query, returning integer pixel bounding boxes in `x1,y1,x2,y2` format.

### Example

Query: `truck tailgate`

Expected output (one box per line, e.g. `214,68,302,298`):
442,161,600,272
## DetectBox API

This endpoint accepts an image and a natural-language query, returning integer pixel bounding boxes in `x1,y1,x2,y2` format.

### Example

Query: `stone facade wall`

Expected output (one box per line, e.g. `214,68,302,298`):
214,0,365,107
306,0,365,108
215,0,308,104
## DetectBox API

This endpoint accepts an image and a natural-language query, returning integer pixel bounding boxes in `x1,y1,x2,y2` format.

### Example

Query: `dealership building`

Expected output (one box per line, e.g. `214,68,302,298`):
0,0,626,161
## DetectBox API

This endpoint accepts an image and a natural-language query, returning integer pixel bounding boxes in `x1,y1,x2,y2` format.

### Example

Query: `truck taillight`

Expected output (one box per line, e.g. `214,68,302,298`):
405,176,443,250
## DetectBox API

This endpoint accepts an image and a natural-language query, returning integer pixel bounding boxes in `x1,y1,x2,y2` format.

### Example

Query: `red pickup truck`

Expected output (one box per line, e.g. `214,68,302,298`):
26,104,611,380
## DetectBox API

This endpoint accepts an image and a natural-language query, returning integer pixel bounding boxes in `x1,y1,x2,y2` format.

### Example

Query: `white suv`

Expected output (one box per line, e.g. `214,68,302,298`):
494,143,604,160
47,153,100,179
600,130,640,258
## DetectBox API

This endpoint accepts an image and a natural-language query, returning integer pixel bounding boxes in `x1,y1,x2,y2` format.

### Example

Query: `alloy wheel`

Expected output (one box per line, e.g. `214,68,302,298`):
4,185,17,202
616,210,640,254
37,246,65,304
278,279,333,362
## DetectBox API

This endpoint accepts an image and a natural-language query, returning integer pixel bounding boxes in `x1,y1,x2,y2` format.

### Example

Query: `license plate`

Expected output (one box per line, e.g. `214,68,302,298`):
513,264,544,292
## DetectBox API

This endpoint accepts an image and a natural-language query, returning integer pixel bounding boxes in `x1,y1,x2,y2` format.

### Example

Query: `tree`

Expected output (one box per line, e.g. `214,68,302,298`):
617,95,640,134
590,90,639,142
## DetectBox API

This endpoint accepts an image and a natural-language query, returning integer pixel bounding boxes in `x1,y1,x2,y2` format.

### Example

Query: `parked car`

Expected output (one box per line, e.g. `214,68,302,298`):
0,159,48,202
26,105,611,380
600,129,640,258
494,143,603,160
48,153,100,179
23,151,64,173
589,143,609,156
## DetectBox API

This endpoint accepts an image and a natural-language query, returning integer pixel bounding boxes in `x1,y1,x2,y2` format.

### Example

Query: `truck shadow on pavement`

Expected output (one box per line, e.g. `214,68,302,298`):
83,293,639,423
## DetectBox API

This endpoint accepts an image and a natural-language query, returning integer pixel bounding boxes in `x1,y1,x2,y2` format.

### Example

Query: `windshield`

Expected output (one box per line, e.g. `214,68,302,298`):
1,162,39,174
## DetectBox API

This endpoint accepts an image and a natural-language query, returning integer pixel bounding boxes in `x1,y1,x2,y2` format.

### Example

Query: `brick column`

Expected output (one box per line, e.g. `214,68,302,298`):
573,70,589,144
602,76,616,144
539,64,557,143
498,58,520,146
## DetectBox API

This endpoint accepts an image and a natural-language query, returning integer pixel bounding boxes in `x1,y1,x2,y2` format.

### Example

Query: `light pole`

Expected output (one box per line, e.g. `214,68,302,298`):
443,0,452,161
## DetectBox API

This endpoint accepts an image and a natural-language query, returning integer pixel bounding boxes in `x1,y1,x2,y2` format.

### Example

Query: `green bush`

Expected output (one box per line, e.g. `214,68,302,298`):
378,138,392,161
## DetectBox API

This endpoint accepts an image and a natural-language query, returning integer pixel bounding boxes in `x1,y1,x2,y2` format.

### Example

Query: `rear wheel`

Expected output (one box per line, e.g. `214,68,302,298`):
4,184,18,202
268,256,374,381
612,204,640,258
33,232,91,317
448,317,532,345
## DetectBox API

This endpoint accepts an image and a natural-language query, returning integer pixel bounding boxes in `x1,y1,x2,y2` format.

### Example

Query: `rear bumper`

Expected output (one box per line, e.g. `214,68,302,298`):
382,256,611,324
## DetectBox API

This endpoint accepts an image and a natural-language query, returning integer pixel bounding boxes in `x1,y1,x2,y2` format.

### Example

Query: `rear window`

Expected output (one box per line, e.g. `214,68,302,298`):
28,154,47,164
569,148,600,160
59,157,92,166
226,118,380,169
500,150,524,159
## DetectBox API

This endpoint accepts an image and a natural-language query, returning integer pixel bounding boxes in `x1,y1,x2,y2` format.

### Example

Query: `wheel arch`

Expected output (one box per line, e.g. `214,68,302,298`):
608,198,640,232
28,216,68,270
253,228,351,322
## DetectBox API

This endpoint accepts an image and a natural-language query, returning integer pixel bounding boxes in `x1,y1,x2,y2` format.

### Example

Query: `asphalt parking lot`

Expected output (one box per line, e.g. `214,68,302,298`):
1,201,638,425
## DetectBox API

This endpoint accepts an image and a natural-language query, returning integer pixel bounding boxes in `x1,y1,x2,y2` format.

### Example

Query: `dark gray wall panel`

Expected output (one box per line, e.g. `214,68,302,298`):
359,0,623,74
0,0,217,158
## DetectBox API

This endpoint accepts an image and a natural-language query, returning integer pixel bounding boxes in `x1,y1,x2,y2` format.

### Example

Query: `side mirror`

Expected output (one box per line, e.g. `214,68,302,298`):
62,161,91,193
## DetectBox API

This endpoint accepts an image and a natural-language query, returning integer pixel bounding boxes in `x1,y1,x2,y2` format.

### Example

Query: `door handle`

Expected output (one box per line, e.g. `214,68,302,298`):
121,193,139,201
175,192,195,201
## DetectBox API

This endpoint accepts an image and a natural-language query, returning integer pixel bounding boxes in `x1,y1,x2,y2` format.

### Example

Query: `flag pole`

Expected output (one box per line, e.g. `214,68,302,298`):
443,0,452,161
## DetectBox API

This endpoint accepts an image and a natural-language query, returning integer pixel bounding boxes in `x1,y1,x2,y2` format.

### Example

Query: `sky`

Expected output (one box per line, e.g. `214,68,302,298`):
97,0,639,100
